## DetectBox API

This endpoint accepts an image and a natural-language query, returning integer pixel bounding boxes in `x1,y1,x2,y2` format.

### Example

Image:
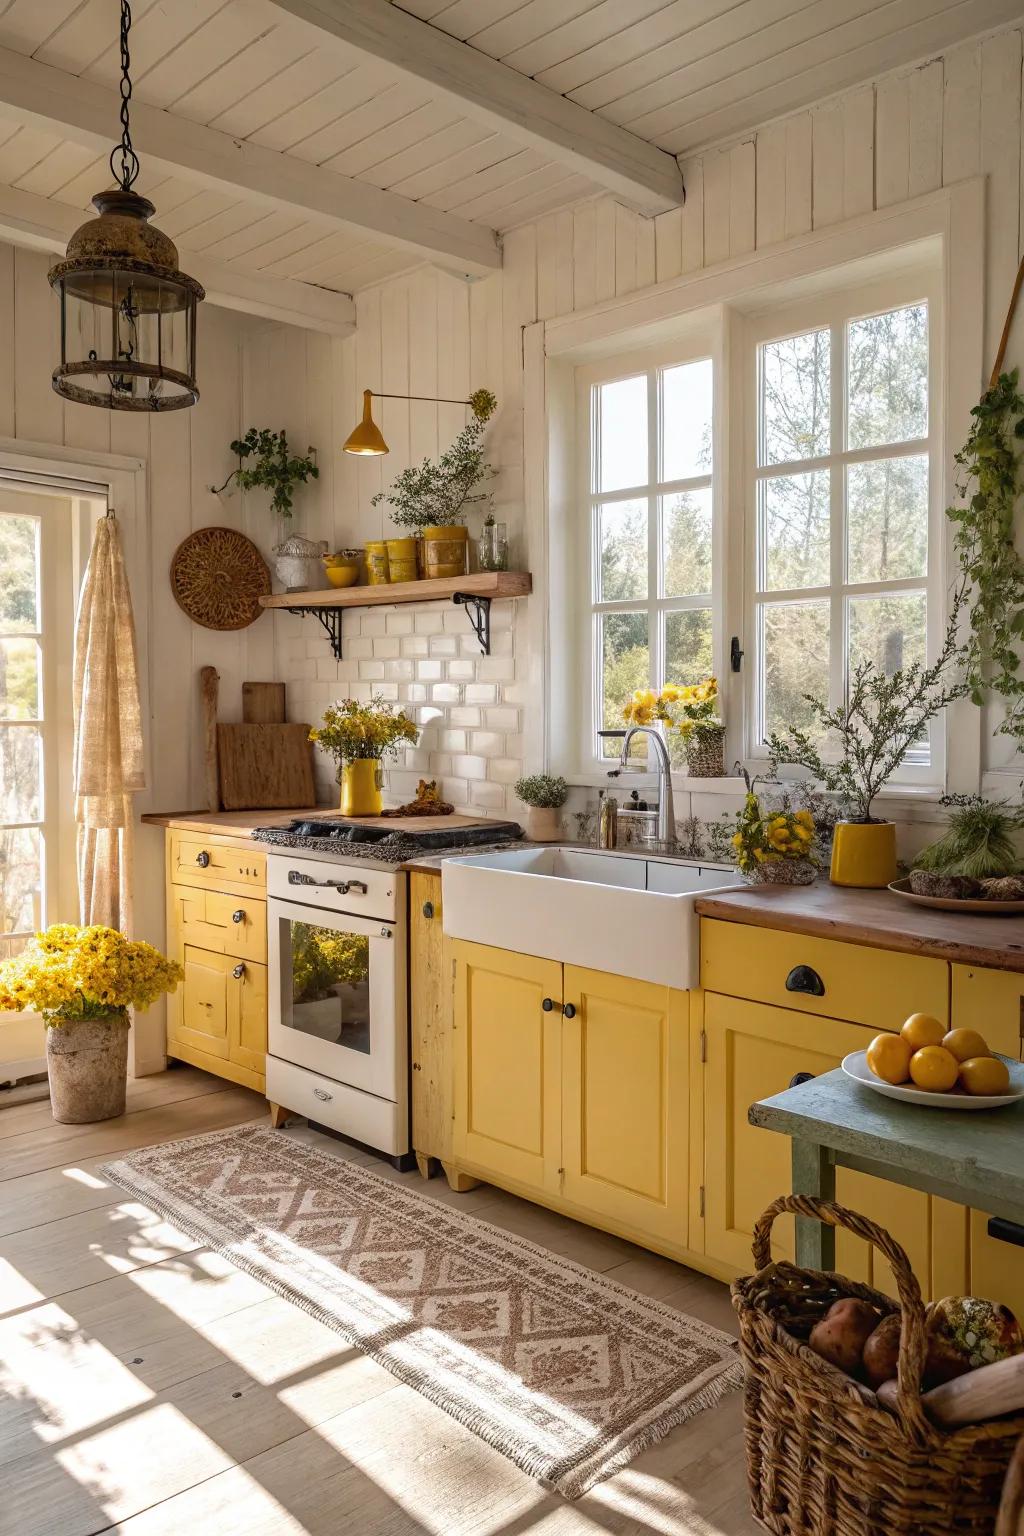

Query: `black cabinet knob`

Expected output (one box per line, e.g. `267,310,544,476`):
232,963,245,979
789,1071,816,1089
422,901,434,920
563,1003,577,1019
786,964,825,997
232,909,245,924
196,850,210,868
988,1217,1024,1248
542,997,555,1012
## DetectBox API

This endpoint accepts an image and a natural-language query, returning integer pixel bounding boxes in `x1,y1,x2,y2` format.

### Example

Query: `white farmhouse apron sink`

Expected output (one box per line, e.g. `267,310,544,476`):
441,847,739,990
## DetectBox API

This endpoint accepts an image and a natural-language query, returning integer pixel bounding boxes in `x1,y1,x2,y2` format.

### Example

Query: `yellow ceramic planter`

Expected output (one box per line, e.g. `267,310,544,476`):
386,537,419,584
423,524,468,579
339,758,383,816
829,820,897,888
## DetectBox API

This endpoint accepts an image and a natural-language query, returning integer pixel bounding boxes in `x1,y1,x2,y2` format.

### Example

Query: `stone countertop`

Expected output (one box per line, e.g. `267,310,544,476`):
695,882,1024,974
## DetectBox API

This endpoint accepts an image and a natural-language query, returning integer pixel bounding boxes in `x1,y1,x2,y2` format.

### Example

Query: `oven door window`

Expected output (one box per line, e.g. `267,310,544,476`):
287,921,370,1054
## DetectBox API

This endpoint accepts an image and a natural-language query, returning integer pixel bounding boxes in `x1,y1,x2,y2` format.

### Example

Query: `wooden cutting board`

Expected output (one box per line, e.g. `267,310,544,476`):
217,723,316,810
242,681,286,724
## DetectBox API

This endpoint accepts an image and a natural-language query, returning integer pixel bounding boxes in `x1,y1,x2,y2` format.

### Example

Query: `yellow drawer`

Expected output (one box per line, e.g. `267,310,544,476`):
168,830,266,895
169,883,266,965
700,918,948,1030
952,964,1024,1059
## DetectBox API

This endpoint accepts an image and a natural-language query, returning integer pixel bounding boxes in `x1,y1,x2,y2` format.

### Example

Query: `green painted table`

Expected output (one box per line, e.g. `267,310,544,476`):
749,1068,1024,1268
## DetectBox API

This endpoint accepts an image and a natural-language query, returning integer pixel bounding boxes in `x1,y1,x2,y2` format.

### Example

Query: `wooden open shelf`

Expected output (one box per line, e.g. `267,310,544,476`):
259,570,531,658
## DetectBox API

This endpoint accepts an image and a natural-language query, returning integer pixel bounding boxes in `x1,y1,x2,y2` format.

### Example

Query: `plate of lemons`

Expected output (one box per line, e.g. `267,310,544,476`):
842,1013,1024,1109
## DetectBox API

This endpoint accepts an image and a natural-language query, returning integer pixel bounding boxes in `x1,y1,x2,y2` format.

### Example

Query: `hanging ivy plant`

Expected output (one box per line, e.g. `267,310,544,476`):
947,368,1024,746
211,428,319,519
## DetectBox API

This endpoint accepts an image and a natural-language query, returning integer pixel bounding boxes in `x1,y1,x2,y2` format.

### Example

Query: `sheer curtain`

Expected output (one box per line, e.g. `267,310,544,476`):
73,512,145,931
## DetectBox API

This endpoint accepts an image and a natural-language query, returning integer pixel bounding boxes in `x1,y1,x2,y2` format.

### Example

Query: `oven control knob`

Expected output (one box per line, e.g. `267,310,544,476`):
232,963,245,979
232,909,245,924
196,850,210,868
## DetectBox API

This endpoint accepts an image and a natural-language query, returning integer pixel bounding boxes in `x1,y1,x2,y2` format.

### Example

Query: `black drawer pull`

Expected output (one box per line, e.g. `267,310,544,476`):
988,1217,1024,1248
563,1003,577,1019
542,997,555,1012
789,1071,816,1089
422,900,434,919
786,964,825,997
196,850,210,868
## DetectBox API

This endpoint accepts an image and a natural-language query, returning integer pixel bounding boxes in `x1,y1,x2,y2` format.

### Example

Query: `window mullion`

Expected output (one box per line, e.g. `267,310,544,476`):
648,368,661,689
828,319,845,710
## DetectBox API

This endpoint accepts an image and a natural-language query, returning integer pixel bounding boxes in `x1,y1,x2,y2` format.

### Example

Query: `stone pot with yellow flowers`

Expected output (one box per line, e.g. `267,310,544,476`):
310,694,419,817
623,677,724,777
0,925,183,1124
732,775,818,886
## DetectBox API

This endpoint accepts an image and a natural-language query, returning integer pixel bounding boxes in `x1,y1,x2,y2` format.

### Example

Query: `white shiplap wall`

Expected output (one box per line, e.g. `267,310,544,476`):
293,23,1024,807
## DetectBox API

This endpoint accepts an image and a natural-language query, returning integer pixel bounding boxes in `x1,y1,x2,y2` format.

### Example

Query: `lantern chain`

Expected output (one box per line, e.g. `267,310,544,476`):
109,0,140,192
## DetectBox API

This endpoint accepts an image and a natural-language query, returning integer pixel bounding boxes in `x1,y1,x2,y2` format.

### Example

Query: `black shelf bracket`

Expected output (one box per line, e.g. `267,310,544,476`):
289,606,343,659
453,592,492,654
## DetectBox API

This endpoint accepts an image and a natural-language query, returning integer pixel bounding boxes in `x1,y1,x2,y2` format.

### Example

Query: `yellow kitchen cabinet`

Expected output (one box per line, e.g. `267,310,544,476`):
453,940,562,1198
163,827,269,1092
953,964,1024,1316
560,966,689,1249
170,945,268,1090
703,992,935,1297
409,871,455,1179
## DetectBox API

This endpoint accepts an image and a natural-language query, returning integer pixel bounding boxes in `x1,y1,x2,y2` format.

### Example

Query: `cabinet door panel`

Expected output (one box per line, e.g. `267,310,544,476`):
170,884,266,964
453,941,561,1195
231,961,267,1074
704,993,931,1292
951,965,1023,1059
410,871,451,1164
971,1211,1024,1318
561,968,688,1247
174,946,231,1060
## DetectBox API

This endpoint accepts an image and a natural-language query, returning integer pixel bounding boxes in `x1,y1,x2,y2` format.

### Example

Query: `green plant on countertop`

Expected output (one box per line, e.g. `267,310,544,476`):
514,774,569,809
914,795,1023,880
766,585,969,823
371,389,498,533
211,428,319,519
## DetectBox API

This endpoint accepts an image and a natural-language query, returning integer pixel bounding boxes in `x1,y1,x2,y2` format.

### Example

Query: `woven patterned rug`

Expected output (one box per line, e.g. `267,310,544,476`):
101,1125,742,1497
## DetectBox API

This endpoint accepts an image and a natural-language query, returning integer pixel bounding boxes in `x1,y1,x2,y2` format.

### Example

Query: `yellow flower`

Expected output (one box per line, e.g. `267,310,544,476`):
794,808,814,828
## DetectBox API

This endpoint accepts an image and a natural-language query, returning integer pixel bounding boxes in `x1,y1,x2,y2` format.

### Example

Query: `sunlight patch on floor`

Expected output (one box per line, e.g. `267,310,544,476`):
1,1319,153,1444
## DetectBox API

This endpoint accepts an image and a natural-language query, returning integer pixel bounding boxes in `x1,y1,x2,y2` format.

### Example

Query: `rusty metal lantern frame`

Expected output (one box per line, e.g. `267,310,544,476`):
47,1,204,412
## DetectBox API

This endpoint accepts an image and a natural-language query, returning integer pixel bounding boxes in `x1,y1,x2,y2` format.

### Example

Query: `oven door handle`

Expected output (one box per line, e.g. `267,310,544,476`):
287,871,369,896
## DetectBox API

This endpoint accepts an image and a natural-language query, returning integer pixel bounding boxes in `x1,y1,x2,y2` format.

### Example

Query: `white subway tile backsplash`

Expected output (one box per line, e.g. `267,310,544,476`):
444,607,470,634
373,637,401,659
447,706,481,728
465,683,497,705
429,635,459,658
384,659,415,682
414,611,445,635
432,682,462,704
470,731,504,757
452,754,488,781
404,683,428,703
358,661,385,681
470,780,507,810
386,612,415,635
489,758,522,784
416,659,443,681
486,706,520,731
447,658,477,681
347,637,374,660
401,636,430,658
440,729,467,752
360,612,388,637
441,776,469,806
478,657,515,683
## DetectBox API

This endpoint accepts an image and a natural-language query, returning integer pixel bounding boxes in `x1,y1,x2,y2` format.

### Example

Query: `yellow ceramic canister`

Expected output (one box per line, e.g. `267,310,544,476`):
829,820,898,888
364,540,390,585
385,536,419,583
423,524,468,579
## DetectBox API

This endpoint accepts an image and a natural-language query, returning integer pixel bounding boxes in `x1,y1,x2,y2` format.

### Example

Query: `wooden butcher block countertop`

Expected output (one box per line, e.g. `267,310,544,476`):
140,807,516,842
695,883,1024,974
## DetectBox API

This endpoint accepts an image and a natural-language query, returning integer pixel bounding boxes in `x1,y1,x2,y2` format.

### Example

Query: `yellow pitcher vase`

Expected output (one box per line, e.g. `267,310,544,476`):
339,758,383,816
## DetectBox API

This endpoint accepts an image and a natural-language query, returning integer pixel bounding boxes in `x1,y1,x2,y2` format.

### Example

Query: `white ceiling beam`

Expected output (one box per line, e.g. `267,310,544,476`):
0,47,500,278
0,183,356,336
268,0,683,216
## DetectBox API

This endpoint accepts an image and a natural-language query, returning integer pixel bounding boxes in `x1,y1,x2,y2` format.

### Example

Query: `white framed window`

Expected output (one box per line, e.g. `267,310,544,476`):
743,270,941,779
576,336,718,767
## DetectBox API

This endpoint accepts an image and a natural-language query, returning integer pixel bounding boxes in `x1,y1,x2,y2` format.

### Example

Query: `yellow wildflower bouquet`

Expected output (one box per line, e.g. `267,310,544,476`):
0,925,183,1026
732,792,816,881
623,677,720,740
310,694,419,766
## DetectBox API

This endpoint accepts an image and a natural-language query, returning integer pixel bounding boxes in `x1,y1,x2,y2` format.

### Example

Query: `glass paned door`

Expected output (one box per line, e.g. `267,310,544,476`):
0,507,44,961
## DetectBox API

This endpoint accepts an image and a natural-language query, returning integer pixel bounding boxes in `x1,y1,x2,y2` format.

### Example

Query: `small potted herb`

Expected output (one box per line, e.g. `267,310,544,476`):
767,591,967,887
910,796,1024,900
371,389,497,579
514,773,569,842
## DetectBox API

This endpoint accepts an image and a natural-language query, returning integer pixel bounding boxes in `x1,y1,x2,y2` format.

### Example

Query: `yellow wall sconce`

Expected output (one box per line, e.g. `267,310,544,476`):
343,387,497,456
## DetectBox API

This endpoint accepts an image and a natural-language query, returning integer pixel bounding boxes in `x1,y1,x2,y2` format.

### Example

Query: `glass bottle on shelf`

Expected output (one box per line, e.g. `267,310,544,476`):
478,513,508,572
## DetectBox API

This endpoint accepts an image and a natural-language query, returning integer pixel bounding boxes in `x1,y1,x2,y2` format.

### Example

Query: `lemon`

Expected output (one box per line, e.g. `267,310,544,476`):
942,1027,991,1063
866,1033,913,1085
959,1055,1011,1096
909,1044,959,1092
901,1012,946,1050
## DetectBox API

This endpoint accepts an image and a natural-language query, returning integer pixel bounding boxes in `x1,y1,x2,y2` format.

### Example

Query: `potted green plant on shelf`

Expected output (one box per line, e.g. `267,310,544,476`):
371,389,498,581
514,773,569,842
211,428,323,590
766,590,968,888
310,695,419,817
0,925,182,1124
910,795,1024,900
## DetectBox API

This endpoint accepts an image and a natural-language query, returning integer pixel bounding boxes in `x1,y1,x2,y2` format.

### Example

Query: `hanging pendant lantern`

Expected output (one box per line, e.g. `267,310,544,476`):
47,1,203,412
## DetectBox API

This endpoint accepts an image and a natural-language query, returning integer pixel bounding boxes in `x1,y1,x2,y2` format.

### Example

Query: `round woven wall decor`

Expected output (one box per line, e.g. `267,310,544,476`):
170,526,271,631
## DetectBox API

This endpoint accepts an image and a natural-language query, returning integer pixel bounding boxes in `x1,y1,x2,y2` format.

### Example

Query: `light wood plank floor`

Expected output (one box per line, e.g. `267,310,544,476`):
0,1067,758,1536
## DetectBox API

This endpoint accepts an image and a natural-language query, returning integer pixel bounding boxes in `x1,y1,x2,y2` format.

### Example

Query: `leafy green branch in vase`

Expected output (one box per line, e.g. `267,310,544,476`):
371,390,497,534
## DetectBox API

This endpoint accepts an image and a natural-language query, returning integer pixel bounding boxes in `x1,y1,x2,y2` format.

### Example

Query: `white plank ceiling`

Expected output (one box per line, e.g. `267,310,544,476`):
0,0,1016,306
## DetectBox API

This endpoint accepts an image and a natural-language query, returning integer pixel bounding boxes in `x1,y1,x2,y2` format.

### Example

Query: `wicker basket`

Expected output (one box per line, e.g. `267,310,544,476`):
731,1195,1024,1536
685,723,726,777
